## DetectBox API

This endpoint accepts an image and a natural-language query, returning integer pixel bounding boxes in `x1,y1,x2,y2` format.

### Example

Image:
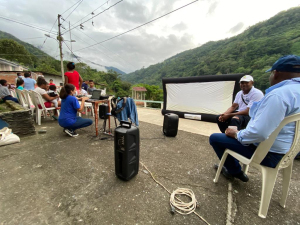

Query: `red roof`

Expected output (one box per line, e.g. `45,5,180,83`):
132,87,147,92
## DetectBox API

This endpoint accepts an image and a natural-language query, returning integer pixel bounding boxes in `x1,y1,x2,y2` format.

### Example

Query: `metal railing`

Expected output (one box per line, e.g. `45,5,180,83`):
133,99,163,109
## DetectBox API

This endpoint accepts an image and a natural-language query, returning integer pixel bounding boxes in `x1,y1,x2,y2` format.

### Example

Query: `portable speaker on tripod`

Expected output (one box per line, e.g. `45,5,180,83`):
114,121,140,181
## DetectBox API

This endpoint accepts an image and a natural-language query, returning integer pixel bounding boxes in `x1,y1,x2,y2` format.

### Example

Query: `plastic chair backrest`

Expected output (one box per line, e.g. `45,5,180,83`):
31,91,47,110
10,89,17,98
28,91,37,107
23,90,34,109
250,113,300,167
15,88,27,107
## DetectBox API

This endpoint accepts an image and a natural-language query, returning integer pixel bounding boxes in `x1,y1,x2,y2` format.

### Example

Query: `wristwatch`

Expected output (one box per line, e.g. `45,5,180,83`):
234,131,238,139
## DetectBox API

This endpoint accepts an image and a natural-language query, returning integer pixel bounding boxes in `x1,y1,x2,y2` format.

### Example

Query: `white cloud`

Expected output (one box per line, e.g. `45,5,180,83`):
0,0,299,73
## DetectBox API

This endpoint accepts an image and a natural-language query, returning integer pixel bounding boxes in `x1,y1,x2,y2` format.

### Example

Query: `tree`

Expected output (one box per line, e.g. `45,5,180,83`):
0,39,35,66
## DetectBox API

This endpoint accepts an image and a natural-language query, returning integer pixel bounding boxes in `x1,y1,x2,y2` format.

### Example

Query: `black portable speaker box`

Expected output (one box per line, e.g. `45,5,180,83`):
114,121,140,181
99,104,109,119
163,113,179,137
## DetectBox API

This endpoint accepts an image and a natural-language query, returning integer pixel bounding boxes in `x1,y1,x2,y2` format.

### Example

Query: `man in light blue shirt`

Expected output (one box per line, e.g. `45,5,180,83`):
23,72,36,90
209,55,300,182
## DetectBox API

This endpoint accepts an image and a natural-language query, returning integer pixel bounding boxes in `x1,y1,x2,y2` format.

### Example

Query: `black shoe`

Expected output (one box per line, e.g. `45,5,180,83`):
233,171,249,182
214,164,249,182
64,129,79,137
214,164,234,180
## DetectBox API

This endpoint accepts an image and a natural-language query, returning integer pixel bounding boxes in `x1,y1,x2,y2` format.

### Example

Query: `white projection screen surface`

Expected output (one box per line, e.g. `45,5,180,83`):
162,74,245,122
166,81,235,115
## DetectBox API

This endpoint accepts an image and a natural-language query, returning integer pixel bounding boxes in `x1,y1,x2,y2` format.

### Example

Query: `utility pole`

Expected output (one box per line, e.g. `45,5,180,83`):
57,14,65,84
69,21,72,52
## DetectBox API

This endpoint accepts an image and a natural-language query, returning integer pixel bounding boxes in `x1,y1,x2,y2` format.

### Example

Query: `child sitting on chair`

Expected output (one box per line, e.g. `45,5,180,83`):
47,85,59,108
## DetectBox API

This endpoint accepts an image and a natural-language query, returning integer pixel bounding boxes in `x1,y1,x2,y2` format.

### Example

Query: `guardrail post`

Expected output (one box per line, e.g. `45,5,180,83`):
161,103,163,109
144,102,147,108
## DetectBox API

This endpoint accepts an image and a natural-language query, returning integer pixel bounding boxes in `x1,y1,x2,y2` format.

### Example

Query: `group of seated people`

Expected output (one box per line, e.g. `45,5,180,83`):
210,55,300,182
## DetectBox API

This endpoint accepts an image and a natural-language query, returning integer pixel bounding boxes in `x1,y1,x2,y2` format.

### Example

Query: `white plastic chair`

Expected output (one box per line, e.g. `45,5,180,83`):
78,101,94,117
29,91,58,125
213,113,300,218
15,88,28,108
23,89,35,114
10,89,17,98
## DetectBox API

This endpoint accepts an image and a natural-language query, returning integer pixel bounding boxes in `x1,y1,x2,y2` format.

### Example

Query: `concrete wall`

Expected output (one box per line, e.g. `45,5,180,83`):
43,75,63,87
0,63,25,71
0,71,62,86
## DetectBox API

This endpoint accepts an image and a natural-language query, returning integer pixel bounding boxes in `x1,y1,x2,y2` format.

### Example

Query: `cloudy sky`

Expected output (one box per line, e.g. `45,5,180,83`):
0,0,299,73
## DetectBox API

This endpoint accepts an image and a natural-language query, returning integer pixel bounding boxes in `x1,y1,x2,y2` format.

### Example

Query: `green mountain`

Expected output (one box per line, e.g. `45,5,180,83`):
0,30,52,58
123,7,300,91
105,66,126,75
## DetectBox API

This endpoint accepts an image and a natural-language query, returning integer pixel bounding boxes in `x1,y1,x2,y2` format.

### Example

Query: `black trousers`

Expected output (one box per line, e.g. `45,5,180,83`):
216,114,251,133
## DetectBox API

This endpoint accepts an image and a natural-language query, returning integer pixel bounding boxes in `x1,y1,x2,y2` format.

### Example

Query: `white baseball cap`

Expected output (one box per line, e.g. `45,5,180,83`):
240,75,253,82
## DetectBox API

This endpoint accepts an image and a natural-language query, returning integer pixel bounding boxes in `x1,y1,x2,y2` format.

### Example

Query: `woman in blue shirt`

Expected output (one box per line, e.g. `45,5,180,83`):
58,84,93,137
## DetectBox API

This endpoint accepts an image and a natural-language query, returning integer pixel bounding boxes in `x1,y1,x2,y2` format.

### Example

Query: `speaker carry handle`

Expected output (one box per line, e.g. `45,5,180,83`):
120,120,132,129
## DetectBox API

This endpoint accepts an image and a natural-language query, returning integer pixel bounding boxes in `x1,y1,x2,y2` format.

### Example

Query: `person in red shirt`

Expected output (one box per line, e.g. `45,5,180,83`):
49,79,56,86
64,62,83,92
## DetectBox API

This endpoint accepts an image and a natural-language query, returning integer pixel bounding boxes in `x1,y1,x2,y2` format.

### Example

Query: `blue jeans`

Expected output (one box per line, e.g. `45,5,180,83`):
0,118,9,129
209,133,284,175
3,96,19,103
65,117,93,131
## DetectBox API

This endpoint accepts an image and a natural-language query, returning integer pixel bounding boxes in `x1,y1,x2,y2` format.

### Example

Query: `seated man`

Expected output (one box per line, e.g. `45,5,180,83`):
0,80,19,103
87,80,96,95
210,55,300,182
217,75,264,133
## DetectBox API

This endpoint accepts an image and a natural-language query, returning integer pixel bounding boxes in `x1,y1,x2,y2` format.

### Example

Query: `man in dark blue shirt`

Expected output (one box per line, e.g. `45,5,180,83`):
82,80,89,91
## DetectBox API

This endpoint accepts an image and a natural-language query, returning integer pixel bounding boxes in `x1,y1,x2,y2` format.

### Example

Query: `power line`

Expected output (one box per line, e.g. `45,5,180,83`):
62,0,123,35
74,0,199,52
41,18,58,49
22,37,45,40
75,28,136,69
0,16,57,35
70,0,110,28
61,0,84,15
62,0,84,23
63,41,83,64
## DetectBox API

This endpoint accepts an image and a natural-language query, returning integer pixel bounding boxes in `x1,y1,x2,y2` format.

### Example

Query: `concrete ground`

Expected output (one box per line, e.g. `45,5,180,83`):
0,108,300,225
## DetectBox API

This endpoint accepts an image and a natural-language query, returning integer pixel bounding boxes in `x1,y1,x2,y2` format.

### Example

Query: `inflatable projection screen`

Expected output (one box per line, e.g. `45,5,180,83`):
162,74,245,123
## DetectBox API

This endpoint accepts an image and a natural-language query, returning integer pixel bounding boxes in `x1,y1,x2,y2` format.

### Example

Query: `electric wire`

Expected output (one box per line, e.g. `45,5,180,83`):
62,0,84,23
0,16,57,35
73,28,131,69
73,0,199,52
63,40,84,64
75,28,136,70
61,0,84,15
41,18,58,49
22,37,45,40
70,0,110,28
62,0,124,35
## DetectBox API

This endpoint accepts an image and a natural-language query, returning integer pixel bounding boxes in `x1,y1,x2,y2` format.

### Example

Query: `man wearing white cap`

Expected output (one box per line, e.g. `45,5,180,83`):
210,55,300,182
217,75,264,133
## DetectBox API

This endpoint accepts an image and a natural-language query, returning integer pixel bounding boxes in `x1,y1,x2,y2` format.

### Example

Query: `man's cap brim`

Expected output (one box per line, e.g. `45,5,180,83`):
265,68,272,72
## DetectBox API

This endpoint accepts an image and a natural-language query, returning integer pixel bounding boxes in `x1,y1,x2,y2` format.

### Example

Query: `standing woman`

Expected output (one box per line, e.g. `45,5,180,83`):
58,84,93,137
64,62,83,93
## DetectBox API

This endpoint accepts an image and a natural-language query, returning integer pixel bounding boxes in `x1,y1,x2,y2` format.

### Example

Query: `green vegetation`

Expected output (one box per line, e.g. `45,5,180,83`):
0,31,131,97
123,7,300,91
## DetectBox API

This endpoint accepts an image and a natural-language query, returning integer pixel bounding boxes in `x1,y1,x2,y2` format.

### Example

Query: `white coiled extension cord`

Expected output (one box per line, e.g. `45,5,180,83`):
170,188,198,215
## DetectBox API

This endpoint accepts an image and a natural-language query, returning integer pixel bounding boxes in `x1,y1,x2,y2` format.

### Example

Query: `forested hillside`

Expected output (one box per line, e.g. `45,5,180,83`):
0,31,131,96
123,7,300,91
